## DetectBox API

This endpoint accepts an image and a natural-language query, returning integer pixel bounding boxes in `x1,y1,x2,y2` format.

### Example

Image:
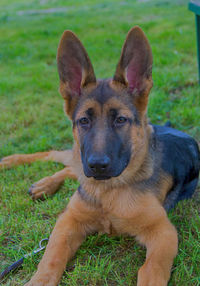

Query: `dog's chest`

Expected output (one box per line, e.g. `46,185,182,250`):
96,186,161,236
97,188,142,236
98,212,139,237
98,216,117,235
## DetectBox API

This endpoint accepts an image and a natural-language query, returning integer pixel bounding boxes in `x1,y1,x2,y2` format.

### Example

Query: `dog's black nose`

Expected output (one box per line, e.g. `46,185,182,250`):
88,154,110,174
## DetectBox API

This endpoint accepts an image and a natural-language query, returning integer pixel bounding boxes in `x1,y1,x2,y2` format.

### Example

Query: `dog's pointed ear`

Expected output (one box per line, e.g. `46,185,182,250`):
113,26,153,114
57,31,96,118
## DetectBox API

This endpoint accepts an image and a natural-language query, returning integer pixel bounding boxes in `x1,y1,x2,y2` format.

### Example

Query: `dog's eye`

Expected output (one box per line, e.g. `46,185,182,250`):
115,116,127,126
79,117,90,126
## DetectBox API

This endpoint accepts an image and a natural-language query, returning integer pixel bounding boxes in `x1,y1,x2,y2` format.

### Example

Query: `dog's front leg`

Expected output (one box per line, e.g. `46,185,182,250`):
134,195,178,286
25,192,100,286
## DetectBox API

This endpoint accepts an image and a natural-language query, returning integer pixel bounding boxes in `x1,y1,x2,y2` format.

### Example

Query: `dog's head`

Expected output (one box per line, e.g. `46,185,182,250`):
57,27,153,181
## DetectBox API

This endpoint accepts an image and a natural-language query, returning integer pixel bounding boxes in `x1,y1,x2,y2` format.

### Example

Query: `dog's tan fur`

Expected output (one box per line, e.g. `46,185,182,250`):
0,27,179,286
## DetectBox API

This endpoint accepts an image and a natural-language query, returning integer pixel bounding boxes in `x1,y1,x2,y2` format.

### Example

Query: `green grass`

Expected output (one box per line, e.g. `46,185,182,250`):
0,0,199,285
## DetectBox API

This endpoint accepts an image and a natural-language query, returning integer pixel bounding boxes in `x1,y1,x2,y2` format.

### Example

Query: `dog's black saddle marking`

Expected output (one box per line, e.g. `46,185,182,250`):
153,125,200,211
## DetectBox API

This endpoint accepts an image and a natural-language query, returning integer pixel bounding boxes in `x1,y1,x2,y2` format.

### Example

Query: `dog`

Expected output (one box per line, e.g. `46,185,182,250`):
1,26,199,286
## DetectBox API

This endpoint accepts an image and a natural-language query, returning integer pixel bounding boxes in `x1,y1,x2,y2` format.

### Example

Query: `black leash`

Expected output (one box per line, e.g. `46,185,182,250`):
0,238,48,281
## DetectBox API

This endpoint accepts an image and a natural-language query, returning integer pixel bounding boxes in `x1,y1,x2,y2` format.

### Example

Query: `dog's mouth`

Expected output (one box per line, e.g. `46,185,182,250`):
93,175,111,180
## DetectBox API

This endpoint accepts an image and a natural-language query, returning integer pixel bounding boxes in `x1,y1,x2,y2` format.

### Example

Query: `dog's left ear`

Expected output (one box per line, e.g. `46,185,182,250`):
113,26,153,114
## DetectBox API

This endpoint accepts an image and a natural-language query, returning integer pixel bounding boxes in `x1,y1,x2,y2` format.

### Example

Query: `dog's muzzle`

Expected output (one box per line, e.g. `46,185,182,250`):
86,154,111,180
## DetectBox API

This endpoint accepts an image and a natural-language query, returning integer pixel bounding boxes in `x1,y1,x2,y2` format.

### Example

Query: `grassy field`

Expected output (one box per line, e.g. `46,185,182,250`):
0,0,200,285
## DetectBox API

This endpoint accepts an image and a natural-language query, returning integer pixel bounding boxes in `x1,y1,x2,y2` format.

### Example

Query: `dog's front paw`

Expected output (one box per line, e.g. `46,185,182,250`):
28,176,61,199
24,273,57,286
137,262,168,286
0,154,21,169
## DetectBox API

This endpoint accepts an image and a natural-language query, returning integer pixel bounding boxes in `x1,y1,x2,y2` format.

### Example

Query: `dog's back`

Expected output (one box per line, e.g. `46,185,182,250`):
152,125,200,210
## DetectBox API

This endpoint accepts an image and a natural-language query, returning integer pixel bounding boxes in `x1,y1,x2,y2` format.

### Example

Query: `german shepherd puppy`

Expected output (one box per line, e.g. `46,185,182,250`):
1,27,199,286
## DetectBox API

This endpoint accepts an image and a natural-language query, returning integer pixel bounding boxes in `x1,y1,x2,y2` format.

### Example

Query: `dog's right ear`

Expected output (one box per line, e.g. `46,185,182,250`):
57,31,96,118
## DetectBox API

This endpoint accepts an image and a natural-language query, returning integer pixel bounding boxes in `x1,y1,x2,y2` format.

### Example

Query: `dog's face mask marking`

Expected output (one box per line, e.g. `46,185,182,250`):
73,83,138,180
57,26,153,180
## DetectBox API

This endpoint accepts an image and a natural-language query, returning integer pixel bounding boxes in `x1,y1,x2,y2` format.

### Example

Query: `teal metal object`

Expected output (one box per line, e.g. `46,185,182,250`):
189,0,200,84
